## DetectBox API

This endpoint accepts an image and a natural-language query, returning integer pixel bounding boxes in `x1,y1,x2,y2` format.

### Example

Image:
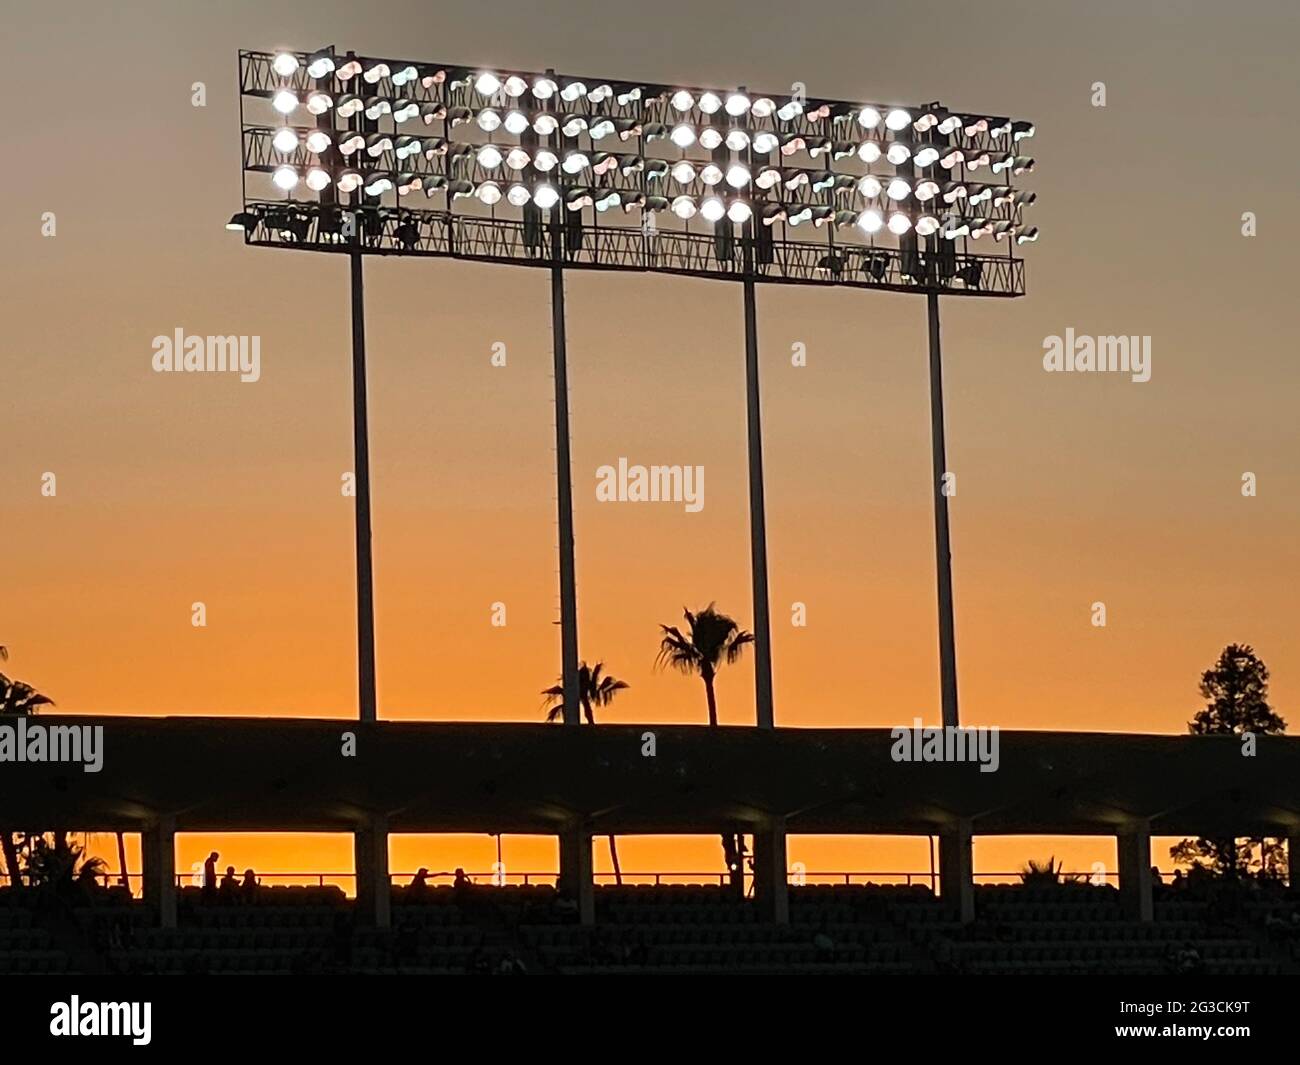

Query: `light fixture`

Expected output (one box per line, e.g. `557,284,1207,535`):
306,50,335,79
885,108,912,131
670,124,696,148
725,92,750,116
272,52,299,77
856,209,884,233
700,196,726,222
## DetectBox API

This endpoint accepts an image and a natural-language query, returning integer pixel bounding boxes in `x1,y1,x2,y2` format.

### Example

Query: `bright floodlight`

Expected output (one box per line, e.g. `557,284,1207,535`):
856,209,884,234
700,196,726,222
306,50,335,79
272,52,299,76
885,108,912,131
271,90,298,114
726,164,751,189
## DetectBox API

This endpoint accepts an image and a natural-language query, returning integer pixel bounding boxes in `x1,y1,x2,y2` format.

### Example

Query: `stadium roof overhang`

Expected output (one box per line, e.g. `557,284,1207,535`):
2,718,1298,839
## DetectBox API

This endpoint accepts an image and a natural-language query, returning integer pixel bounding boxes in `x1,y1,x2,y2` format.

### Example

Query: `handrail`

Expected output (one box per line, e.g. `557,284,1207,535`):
2,869,1140,892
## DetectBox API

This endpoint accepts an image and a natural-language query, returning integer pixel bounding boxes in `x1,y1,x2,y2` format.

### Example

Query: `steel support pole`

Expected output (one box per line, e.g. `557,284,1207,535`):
926,292,958,728
551,228,580,725
350,250,377,722
742,245,774,729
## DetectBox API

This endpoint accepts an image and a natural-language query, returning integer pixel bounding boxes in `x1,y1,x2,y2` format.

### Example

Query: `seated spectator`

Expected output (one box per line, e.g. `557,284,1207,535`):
241,868,258,903
218,865,239,903
408,867,431,897
452,867,474,906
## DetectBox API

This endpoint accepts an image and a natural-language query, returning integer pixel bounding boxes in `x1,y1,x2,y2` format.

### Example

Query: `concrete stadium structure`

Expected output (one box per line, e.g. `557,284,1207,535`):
4,717,1298,929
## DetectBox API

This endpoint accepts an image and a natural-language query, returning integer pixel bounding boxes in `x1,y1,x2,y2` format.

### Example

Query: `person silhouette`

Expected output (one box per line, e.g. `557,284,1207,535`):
452,867,474,908
219,865,238,903
202,851,219,903
241,868,258,903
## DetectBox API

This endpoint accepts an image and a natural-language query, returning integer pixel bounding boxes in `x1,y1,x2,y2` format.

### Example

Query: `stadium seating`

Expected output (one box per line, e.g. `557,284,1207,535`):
3,880,1295,975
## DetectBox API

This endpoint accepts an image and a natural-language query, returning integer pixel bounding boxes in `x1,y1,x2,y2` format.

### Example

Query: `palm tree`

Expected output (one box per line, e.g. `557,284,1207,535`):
0,646,53,892
655,605,754,895
542,661,630,885
655,604,753,727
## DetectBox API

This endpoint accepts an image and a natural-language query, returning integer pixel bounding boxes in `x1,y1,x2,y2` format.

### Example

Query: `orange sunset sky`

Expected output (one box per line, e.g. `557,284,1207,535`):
4,0,1297,885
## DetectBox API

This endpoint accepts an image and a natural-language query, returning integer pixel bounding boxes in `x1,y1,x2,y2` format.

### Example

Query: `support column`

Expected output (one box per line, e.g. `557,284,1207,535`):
350,249,377,723
558,824,594,926
939,821,974,924
550,229,580,725
141,817,176,929
1289,834,1300,890
1117,822,1153,922
753,818,789,924
926,292,959,728
354,814,390,928
742,239,774,729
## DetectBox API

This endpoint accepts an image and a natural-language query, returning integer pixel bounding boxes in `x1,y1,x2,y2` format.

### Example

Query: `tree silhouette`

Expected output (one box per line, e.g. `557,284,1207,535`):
655,605,754,896
655,604,753,728
542,661,629,884
1171,644,1288,878
0,646,53,891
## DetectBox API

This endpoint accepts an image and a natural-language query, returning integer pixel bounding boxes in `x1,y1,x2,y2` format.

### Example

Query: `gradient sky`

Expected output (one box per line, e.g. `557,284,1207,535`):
5,0,1297,884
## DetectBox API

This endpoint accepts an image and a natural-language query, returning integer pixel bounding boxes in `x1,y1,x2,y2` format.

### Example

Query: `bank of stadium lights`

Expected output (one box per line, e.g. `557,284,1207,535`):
235,49,1038,291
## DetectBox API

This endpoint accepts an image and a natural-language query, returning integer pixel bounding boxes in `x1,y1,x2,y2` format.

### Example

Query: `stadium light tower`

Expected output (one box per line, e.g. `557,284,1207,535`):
231,47,1038,732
